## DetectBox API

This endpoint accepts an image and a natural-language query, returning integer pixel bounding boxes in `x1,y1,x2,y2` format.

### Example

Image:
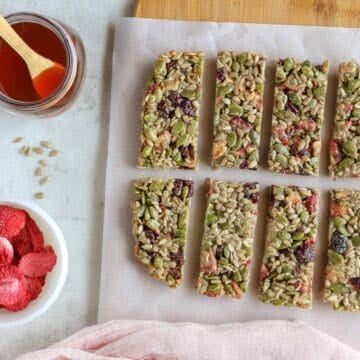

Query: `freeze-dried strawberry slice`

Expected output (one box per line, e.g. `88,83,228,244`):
5,277,43,312
18,249,57,278
11,214,45,257
0,265,27,306
0,206,26,238
0,237,14,265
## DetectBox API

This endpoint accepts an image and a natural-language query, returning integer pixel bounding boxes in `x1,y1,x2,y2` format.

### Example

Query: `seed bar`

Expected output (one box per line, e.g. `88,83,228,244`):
138,51,204,169
323,189,360,311
258,185,319,309
212,51,267,169
131,178,194,288
268,58,329,175
329,62,360,177
196,180,259,298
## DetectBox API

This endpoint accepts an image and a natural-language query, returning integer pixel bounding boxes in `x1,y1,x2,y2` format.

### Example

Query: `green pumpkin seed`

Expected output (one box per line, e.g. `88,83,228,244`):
256,82,264,94
144,127,157,142
233,271,242,282
232,61,240,73
352,108,360,118
223,245,230,259
282,264,292,273
329,283,347,294
289,92,301,106
227,132,237,148
302,65,314,78
141,146,152,157
278,230,291,241
337,225,349,236
237,53,248,63
346,79,360,93
154,256,163,269
276,67,286,83
228,104,243,115
154,88,163,102
240,281,247,291
150,181,165,192
283,57,294,72
293,232,305,240
206,213,218,225
351,236,360,247
276,153,288,168
146,218,159,231
276,214,289,225
207,284,222,293
154,60,166,75
249,130,259,146
339,158,354,170
327,249,344,266
175,229,186,239
313,86,325,98
333,217,346,227
171,121,185,136
182,89,197,99
187,120,197,135
176,134,190,147
144,114,158,122
218,85,233,96
344,140,357,155
178,210,188,228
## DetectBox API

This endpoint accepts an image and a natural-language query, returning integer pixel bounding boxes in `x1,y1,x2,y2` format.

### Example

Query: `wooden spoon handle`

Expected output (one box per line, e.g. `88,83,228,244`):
0,14,53,78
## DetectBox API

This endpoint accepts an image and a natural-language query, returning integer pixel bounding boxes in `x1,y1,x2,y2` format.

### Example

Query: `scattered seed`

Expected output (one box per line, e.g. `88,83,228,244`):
19,145,28,155
34,192,45,199
48,149,58,157
33,147,44,155
39,176,51,186
40,140,53,149
39,159,48,167
35,167,44,177
24,147,32,157
13,137,23,143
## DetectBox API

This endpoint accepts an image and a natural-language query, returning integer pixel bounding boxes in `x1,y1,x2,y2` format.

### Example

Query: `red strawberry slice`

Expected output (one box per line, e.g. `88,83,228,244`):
0,206,26,238
18,249,57,278
11,214,45,257
0,237,14,265
0,265,27,306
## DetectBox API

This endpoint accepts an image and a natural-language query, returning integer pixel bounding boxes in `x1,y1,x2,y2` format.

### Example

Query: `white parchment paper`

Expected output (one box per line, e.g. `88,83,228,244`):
99,17,360,349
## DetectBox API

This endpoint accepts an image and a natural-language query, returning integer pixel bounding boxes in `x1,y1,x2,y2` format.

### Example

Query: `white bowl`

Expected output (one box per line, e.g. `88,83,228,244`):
0,199,68,327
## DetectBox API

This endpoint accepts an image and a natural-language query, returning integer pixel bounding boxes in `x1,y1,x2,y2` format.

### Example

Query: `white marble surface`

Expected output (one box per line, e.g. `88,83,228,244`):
0,1,134,358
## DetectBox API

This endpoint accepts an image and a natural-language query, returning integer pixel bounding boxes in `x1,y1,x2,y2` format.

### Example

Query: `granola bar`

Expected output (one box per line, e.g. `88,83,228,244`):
323,189,360,311
138,51,204,169
212,52,267,169
329,62,360,177
259,185,319,308
268,58,329,175
131,178,194,288
196,180,259,298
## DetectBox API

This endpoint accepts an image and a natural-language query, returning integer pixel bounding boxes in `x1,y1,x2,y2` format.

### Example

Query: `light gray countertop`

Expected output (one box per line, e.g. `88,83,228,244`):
0,1,134,358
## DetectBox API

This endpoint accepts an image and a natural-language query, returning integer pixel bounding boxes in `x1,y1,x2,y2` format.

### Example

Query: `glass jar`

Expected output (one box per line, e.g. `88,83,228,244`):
0,12,86,117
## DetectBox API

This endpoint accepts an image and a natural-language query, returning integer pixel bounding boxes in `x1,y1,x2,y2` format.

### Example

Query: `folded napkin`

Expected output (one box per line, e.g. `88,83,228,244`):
17,319,359,360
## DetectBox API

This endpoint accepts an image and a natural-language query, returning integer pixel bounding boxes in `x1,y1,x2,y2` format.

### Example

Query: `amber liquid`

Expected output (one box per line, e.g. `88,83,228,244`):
0,22,67,102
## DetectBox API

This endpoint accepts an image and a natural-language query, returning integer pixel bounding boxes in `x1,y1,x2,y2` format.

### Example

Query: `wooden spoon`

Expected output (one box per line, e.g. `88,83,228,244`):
0,15,66,99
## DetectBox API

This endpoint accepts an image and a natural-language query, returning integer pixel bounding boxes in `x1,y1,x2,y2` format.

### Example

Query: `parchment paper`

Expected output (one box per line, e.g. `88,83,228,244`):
99,17,360,349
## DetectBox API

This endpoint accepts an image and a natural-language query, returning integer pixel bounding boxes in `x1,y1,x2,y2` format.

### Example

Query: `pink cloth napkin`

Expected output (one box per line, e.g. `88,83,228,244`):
17,319,359,360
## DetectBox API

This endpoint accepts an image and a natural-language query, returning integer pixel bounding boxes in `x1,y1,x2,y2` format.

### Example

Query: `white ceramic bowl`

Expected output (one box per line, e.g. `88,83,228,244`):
0,199,68,327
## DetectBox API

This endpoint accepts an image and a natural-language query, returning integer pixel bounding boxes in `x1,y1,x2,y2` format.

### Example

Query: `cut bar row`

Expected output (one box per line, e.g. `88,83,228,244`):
137,50,359,177
131,178,360,311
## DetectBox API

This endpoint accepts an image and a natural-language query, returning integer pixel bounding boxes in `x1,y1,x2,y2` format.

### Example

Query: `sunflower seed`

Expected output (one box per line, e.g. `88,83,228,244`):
19,145,28,155
49,149,58,157
35,167,44,177
34,192,45,199
24,147,32,157
39,159,48,166
40,140,53,149
39,176,51,186
13,137,23,143
33,147,44,155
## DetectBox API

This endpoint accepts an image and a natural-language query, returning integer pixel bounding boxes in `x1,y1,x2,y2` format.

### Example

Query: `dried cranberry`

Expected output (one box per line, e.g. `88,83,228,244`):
166,59,177,72
144,230,157,242
286,102,299,114
350,277,360,290
217,68,226,82
290,144,310,157
181,145,194,161
168,90,183,107
181,99,195,117
215,245,224,260
173,179,184,196
183,180,194,197
244,183,259,203
170,268,181,280
331,231,348,254
157,100,170,119
170,252,185,266
279,248,291,257
306,193,318,213
295,243,315,264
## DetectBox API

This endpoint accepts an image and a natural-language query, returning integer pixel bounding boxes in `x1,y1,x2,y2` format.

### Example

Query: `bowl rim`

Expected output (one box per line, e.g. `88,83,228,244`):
0,199,68,327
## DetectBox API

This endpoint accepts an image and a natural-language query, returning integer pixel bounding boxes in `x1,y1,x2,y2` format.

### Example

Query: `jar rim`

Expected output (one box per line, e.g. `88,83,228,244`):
0,12,77,111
